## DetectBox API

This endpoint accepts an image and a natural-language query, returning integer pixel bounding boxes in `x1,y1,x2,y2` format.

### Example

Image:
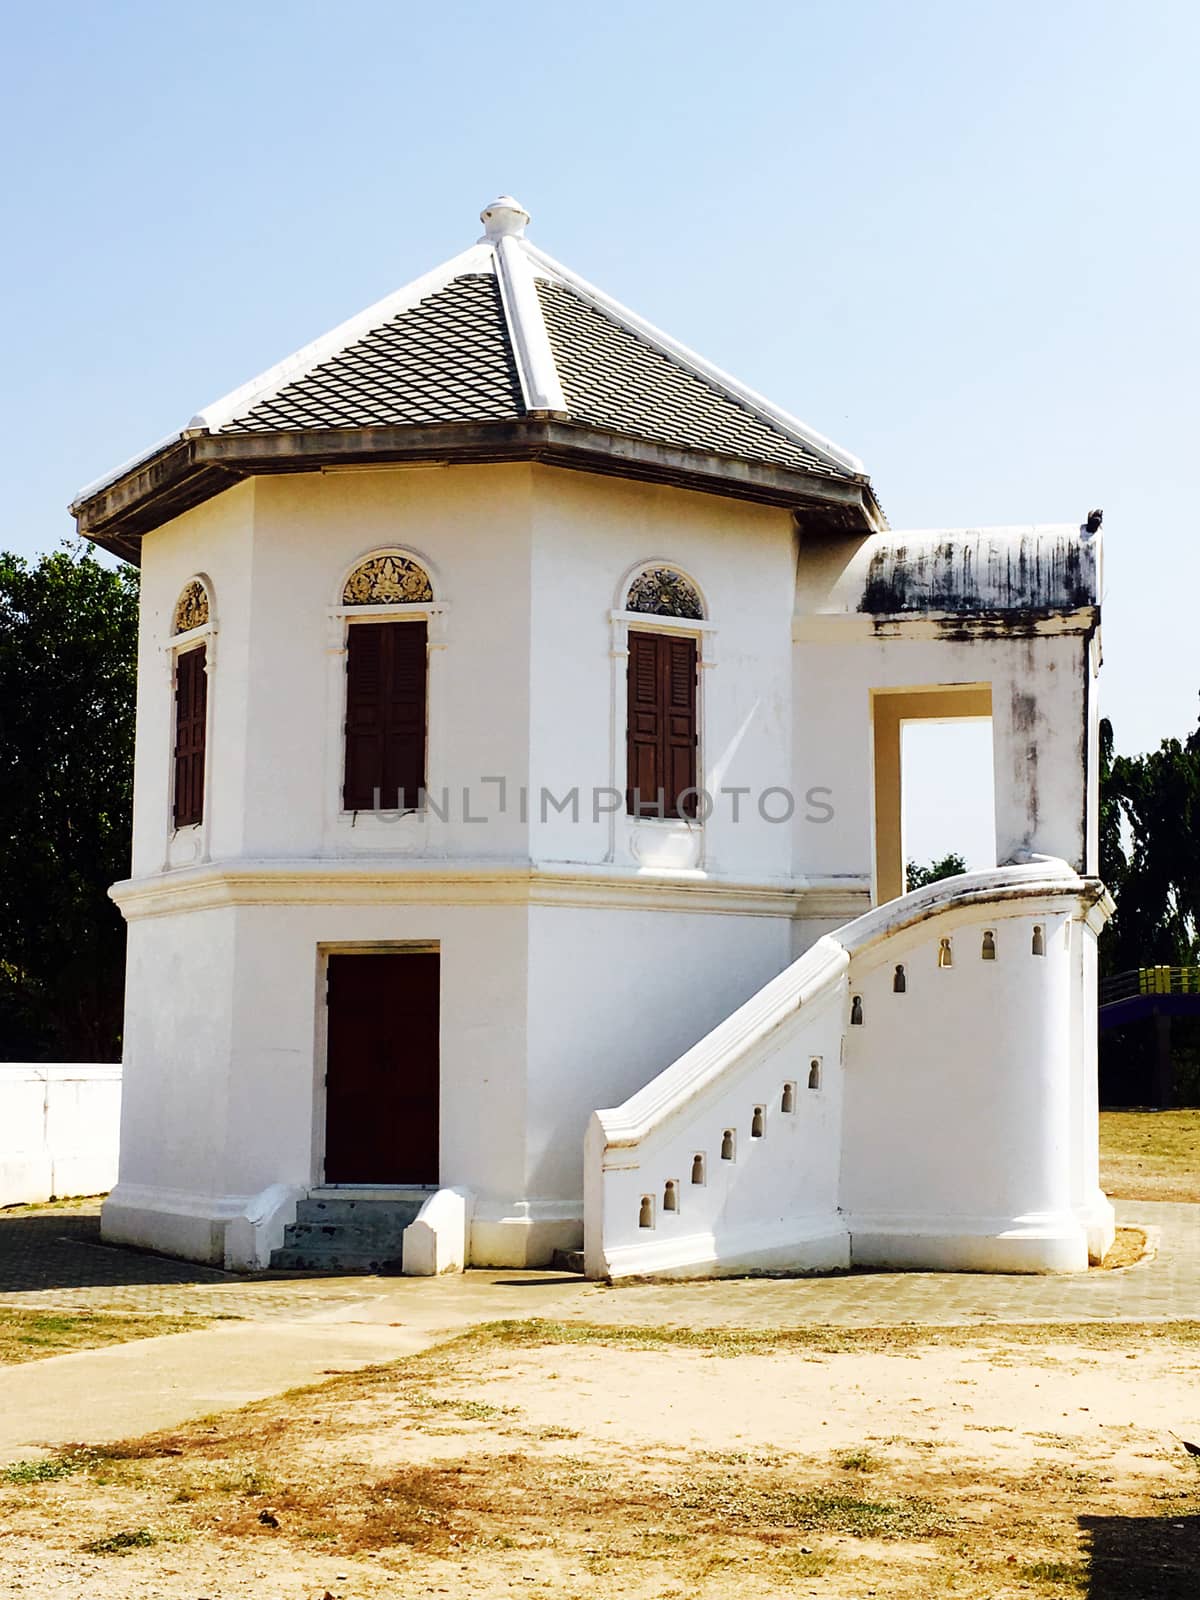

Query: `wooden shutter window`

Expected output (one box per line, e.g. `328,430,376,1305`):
626,632,698,818
344,620,428,811
173,644,207,828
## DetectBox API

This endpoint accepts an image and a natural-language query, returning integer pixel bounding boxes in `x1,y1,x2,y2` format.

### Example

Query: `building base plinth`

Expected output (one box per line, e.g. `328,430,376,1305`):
468,1199,583,1268
848,1212,1093,1274
101,1183,304,1271
1077,1189,1117,1264
594,1219,852,1282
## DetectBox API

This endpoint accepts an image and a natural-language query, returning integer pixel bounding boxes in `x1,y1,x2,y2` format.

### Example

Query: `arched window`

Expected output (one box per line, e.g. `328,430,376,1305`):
341,552,434,811
171,579,212,828
624,566,703,820
625,566,704,620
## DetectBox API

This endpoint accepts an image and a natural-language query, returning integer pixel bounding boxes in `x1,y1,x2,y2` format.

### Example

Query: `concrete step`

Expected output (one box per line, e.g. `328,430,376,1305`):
270,1193,428,1274
295,1195,426,1227
269,1247,404,1274
281,1222,413,1250
291,1204,424,1232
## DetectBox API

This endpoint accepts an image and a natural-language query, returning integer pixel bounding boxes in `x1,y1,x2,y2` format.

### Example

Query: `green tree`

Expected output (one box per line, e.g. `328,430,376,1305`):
0,543,138,1059
1099,708,1200,974
905,852,967,891
1098,708,1200,1105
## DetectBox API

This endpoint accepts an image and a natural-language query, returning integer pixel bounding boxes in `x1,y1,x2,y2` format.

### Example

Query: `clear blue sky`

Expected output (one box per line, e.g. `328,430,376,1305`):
2,0,1196,772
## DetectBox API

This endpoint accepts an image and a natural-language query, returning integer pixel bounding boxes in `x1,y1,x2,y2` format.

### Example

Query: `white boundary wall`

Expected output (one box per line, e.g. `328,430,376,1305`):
0,1065,122,1205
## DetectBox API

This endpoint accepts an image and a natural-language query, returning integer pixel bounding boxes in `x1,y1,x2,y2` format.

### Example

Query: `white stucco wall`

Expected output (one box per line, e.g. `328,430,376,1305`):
0,1065,121,1205
113,463,1105,1275
528,469,797,878
131,482,255,876
246,466,536,862
105,898,531,1263
791,525,1099,887
585,971,848,1280
131,463,806,881
132,466,537,872
524,903,793,1202
108,888,795,1265
792,629,1091,884
586,863,1114,1279
840,905,1081,1264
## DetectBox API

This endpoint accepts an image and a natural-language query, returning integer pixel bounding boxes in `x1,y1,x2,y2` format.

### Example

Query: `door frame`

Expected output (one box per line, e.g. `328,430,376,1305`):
870,685,993,905
311,940,441,1188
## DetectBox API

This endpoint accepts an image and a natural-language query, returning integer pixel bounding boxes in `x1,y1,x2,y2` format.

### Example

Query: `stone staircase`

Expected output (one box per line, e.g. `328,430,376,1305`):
269,1190,428,1273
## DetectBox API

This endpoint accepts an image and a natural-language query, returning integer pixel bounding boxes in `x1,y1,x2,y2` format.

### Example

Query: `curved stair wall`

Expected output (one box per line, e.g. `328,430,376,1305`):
584,859,1115,1280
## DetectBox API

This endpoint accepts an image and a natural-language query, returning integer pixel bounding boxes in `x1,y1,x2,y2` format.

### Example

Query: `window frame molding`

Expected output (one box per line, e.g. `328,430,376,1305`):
323,547,450,848
162,576,217,869
606,562,716,870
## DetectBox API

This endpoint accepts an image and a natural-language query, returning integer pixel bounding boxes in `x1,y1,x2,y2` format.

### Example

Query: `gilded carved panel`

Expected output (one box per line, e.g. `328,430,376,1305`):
343,554,434,606
173,580,210,634
626,567,703,620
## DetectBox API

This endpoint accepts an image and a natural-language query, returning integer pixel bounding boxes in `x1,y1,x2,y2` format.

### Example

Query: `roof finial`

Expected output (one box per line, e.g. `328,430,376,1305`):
480,195,530,241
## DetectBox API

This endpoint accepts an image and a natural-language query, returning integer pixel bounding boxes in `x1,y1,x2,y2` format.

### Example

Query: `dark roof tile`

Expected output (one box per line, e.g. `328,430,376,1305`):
221,275,522,433
536,279,841,477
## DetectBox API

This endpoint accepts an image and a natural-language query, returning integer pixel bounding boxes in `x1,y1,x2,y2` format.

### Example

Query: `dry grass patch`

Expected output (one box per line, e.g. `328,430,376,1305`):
2,1321,1199,1598
453,1314,1200,1356
0,1308,207,1365
1101,1226,1150,1269
1101,1108,1200,1202
0,1194,106,1215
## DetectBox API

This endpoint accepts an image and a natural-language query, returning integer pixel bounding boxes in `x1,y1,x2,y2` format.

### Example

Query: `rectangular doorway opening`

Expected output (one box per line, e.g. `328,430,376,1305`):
902,717,996,889
323,949,440,1185
872,684,994,904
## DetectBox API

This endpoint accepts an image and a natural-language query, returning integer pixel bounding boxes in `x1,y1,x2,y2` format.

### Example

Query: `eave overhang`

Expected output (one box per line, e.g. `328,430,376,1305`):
73,420,886,562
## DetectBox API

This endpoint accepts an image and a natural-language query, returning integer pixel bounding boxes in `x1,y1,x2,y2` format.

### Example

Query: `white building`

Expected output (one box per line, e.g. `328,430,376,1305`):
73,197,1114,1278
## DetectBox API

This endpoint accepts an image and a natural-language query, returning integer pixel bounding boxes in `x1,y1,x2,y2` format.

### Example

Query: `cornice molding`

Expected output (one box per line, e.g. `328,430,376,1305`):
109,859,871,922
74,419,882,559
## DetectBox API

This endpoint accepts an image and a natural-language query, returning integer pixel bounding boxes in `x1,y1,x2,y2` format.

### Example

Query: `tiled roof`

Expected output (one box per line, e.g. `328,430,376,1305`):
74,198,875,534
536,280,840,477
220,275,523,433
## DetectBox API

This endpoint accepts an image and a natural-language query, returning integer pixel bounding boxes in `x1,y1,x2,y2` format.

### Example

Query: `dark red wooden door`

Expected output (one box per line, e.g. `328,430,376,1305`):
324,952,440,1185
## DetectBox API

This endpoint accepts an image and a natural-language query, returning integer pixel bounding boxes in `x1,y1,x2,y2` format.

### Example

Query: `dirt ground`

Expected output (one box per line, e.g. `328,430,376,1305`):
1100,1109,1200,1203
2,1320,1198,1599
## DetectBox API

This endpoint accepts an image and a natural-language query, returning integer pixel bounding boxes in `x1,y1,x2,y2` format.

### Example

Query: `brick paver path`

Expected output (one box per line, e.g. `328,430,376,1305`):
0,1206,381,1321
1,1198,1194,1328
564,1201,1198,1329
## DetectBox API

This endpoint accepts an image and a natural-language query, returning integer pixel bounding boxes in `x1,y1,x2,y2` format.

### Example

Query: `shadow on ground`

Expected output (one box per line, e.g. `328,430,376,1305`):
1082,1511,1200,1598
0,1211,231,1294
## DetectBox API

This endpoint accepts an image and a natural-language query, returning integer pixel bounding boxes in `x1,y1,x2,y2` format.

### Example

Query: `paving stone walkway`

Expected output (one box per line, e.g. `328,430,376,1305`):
566,1202,1199,1329
1,1198,1195,1327
0,1208,376,1320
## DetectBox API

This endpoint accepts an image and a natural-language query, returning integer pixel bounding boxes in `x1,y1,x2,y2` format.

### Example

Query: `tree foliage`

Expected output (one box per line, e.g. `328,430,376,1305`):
1099,707,1200,973
905,852,967,891
0,544,138,1060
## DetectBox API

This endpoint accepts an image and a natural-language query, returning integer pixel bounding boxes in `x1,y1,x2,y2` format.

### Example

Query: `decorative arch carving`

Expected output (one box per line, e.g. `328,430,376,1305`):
173,579,210,634
625,565,704,621
342,552,434,607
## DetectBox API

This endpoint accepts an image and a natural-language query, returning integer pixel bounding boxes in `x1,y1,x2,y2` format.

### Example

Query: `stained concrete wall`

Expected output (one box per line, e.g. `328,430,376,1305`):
792,524,1100,892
